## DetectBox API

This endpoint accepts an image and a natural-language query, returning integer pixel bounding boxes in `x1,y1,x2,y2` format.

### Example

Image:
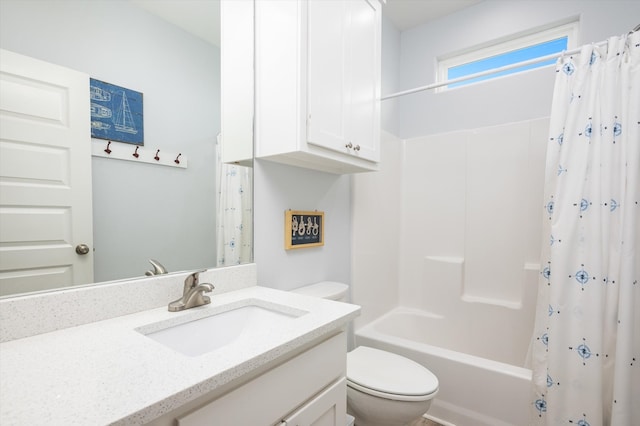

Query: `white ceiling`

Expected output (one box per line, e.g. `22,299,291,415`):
382,0,481,31
130,0,481,47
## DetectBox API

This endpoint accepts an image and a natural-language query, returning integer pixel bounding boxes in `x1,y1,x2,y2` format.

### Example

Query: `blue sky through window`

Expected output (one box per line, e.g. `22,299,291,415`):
447,37,568,88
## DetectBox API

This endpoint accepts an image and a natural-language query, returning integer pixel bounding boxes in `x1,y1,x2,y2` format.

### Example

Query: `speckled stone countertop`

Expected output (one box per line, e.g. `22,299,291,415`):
0,285,360,425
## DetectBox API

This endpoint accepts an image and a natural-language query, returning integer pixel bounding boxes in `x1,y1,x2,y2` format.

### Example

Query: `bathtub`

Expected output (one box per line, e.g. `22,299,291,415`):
355,307,532,426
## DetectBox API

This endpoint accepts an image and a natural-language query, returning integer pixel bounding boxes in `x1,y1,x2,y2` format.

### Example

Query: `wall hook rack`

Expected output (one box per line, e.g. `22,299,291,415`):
91,139,187,169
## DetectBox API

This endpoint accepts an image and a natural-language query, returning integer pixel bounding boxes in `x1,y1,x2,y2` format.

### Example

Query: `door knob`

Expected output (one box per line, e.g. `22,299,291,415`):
75,244,90,255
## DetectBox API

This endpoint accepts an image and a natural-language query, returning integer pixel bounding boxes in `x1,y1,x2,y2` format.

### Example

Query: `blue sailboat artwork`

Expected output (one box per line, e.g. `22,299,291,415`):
90,78,144,145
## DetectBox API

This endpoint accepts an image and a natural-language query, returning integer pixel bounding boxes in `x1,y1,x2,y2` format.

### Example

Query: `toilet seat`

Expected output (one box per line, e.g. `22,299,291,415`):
347,346,439,402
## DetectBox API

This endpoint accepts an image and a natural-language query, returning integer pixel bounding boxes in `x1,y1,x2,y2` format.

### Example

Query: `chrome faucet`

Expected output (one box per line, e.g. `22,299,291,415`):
145,259,168,276
168,270,215,312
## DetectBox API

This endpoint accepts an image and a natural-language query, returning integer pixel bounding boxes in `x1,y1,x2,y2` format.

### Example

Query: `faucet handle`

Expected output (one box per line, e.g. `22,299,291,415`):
169,275,214,312
145,259,168,276
184,269,207,292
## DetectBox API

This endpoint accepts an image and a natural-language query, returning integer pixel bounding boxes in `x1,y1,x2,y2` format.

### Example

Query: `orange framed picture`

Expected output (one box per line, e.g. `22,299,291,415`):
285,210,324,250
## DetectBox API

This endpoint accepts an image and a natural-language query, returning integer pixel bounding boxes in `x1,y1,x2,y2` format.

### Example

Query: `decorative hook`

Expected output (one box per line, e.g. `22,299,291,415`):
132,146,140,158
154,149,160,161
104,141,112,154
174,153,182,164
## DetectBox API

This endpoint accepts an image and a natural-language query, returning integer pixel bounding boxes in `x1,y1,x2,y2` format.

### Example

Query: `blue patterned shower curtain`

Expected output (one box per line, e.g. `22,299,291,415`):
215,134,253,266
530,31,639,425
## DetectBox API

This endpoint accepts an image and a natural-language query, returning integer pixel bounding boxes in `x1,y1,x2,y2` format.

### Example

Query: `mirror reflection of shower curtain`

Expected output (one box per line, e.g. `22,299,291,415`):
216,134,253,266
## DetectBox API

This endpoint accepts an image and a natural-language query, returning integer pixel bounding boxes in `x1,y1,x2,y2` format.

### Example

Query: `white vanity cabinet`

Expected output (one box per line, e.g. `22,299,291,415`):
174,332,347,426
254,0,381,174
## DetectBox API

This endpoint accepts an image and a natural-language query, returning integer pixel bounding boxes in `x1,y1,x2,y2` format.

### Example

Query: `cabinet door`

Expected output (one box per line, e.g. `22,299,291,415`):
220,0,254,166
346,0,380,162
280,378,347,426
175,333,347,426
306,0,348,151
306,0,380,163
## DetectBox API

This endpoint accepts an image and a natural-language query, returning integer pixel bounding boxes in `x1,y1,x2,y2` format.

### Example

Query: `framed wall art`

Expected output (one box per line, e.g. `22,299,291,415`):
285,210,324,249
90,78,144,145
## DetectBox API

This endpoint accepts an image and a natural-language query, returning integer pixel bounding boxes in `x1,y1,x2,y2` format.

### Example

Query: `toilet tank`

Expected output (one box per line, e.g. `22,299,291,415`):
291,281,349,302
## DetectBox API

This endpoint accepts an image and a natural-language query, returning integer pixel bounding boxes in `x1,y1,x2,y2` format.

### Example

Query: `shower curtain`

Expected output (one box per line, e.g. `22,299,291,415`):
215,134,253,266
530,31,639,425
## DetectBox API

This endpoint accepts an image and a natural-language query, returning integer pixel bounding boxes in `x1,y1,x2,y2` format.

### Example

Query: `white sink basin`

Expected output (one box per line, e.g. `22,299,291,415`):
139,303,306,356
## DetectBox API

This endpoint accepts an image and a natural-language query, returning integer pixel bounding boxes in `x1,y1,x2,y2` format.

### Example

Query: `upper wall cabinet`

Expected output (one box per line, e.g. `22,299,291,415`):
254,0,381,174
220,0,254,166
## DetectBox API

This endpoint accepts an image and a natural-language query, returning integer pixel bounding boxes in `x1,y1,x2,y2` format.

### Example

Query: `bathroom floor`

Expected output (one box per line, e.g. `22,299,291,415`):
408,417,444,426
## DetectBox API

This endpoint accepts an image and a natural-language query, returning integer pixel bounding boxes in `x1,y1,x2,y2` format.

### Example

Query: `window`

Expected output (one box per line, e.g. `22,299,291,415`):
437,20,578,90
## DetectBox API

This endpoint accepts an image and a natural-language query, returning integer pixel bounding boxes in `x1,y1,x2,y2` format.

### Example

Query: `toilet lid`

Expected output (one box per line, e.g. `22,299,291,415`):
347,346,438,400
291,281,348,300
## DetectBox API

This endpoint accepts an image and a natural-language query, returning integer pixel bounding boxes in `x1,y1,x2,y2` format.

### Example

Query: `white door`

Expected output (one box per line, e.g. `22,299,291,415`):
0,49,93,296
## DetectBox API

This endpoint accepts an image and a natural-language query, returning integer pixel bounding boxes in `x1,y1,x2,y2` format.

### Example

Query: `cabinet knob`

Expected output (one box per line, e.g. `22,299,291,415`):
345,142,353,149
353,145,361,151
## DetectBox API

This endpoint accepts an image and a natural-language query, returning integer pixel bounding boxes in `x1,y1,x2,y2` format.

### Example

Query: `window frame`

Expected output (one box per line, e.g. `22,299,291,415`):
436,20,579,91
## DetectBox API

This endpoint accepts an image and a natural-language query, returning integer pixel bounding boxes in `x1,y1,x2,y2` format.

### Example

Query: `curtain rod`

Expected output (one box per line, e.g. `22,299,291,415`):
381,40,609,101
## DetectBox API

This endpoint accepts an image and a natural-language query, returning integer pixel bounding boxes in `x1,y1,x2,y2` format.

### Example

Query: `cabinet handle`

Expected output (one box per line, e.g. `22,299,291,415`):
345,142,353,149
353,145,361,151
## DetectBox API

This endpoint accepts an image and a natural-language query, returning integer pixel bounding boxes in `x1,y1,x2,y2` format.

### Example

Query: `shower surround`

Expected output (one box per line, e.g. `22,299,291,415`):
352,119,549,424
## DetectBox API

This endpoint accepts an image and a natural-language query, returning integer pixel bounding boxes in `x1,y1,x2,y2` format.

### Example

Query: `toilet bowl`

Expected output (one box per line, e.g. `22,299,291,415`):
292,282,439,426
347,346,438,426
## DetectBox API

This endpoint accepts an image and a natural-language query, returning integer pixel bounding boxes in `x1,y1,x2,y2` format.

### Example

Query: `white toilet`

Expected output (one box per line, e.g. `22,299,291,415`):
292,282,439,426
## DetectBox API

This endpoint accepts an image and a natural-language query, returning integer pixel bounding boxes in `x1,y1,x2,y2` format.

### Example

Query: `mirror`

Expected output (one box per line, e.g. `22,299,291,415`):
0,0,252,297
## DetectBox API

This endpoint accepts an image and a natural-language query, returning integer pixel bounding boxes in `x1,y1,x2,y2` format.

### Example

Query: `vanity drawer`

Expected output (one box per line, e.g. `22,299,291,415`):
278,377,347,426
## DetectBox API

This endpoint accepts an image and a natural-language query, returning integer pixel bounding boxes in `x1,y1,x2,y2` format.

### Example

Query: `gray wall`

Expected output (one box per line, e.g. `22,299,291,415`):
254,160,352,291
253,12,405,292
397,0,640,138
348,0,638,325
255,0,640,297
254,8,404,293
0,0,221,282
4,0,635,295
381,14,401,136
